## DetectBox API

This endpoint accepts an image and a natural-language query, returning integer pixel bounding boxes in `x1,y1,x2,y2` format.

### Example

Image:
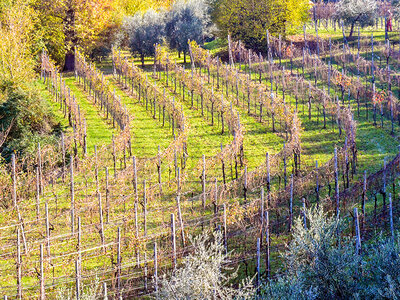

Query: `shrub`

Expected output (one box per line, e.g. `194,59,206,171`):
156,230,255,299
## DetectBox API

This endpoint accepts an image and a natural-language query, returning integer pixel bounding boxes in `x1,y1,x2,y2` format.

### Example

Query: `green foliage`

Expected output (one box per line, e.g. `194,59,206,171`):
0,0,36,88
165,0,211,56
32,0,116,67
363,236,400,299
261,207,400,299
123,9,165,66
284,208,362,299
335,0,378,37
156,231,255,299
0,84,60,159
211,0,310,53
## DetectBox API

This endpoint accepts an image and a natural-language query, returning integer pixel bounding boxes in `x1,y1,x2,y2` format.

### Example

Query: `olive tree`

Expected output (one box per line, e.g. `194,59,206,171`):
123,9,165,67
335,0,378,38
165,0,211,63
156,231,255,299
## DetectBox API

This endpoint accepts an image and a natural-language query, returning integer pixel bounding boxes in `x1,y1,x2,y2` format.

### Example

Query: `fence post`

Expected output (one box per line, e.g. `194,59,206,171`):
12,153,17,207
16,228,22,300
117,227,121,298
70,155,75,234
354,207,361,255
103,282,108,300
45,202,50,258
256,238,261,290
289,174,293,232
389,193,394,241
223,203,227,255
264,211,270,279
36,166,40,221
202,154,206,208
98,193,105,250
171,213,177,268
154,242,158,293
143,179,147,237
302,198,307,229
75,260,80,300
334,148,340,217
40,244,45,300
176,196,185,246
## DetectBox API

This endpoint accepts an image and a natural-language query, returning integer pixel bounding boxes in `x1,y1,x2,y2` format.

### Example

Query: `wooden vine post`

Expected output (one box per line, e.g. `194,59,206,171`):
354,208,361,255
265,211,270,278
70,155,75,234
171,213,177,269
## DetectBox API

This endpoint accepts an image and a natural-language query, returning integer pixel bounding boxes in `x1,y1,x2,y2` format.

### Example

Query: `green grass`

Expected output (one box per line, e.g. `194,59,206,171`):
63,76,117,154
107,76,173,158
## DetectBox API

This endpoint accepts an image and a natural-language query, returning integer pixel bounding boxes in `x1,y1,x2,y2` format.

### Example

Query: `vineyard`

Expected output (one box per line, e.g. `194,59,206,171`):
2,11,400,299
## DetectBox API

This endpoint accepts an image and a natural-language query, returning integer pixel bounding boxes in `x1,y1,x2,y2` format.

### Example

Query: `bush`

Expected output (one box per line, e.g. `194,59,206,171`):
156,230,255,299
363,236,400,298
0,84,61,159
261,207,400,299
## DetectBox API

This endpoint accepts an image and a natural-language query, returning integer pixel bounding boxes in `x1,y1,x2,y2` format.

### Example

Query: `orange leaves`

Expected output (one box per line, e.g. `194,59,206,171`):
335,73,351,88
373,90,387,104
285,45,294,58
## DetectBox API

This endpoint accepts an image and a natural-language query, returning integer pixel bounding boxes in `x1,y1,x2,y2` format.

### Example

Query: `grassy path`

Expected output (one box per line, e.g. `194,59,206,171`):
63,76,117,154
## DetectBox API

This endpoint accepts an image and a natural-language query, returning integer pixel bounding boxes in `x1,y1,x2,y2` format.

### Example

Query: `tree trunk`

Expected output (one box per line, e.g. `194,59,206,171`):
349,22,355,39
178,51,181,58
64,52,75,72
141,54,145,68
184,52,186,64
63,5,77,72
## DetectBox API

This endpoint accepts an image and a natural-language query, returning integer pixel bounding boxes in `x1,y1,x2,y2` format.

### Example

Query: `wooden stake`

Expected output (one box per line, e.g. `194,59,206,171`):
12,153,17,207
389,193,394,240
202,154,206,208
143,179,147,237
176,196,185,246
117,227,121,298
45,203,50,258
16,228,22,300
40,244,45,300
223,203,227,255
98,193,105,250
75,260,80,300
265,211,270,279
354,207,361,255
105,167,110,223
154,242,158,292
70,155,75,234
302,198,307,229
171,213,177,268
256,238,261,289
334,148,339,217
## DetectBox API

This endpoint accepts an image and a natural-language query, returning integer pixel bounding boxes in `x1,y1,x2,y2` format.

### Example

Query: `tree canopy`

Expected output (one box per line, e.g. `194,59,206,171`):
165,0,211,62
211,0,310,53
335,0,377,38
33,0,115,70
124,9,165,67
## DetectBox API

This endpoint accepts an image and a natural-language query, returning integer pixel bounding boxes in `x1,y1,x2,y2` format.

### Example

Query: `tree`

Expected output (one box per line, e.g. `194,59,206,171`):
335,0,377,38
211,0,310,53
156,231,255,299
0,0,36,88
165,0,211,63
124,9,165,67
33,0,115,71
262,207,362,299
114,0,173,16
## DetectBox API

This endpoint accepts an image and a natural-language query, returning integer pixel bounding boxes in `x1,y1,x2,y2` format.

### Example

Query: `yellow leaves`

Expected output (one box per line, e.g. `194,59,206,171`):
0,0,36,86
